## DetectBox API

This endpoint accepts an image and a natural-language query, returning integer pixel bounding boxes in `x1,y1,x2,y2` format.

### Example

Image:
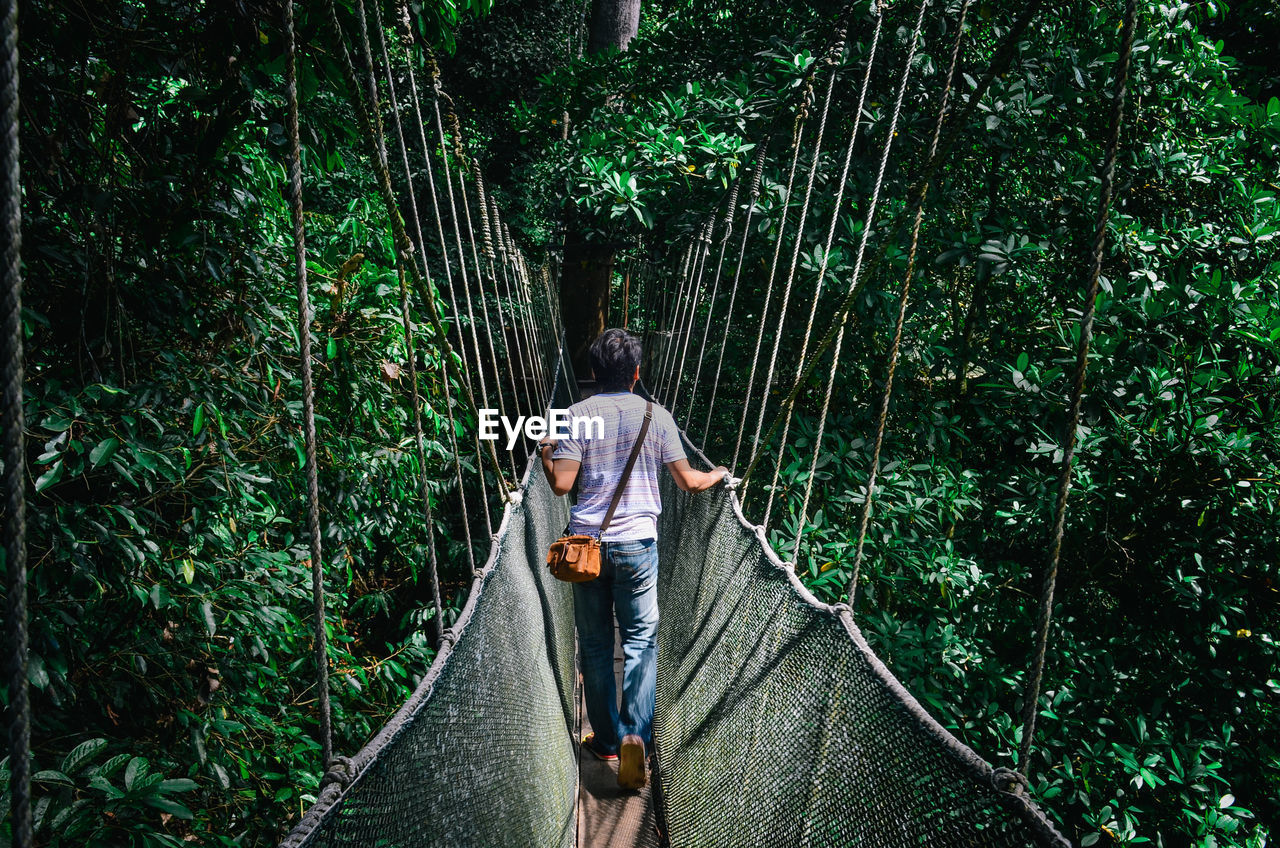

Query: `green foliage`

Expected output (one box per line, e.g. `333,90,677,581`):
713,3,1280,846
8,0,1279,846
11,0,488,843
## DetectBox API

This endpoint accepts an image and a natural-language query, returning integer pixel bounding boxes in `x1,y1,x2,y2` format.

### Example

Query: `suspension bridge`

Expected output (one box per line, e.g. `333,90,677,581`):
1,0,1147,844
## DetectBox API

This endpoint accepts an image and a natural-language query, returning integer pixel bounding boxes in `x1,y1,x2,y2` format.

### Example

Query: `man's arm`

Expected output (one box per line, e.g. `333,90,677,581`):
538,441,580,496
666,458,729,493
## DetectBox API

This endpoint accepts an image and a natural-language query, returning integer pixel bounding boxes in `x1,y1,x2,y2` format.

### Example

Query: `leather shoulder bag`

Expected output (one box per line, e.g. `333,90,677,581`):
547,401,653,583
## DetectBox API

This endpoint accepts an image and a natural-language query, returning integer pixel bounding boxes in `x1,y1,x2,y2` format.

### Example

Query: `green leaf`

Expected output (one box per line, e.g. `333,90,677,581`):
143,795,195,820
32,769,74,785
158,778,198,793
124,756,147,791
193,404,206,436
27,654,49,689
35,461,64,492
62,738,108,775
89,437,121,469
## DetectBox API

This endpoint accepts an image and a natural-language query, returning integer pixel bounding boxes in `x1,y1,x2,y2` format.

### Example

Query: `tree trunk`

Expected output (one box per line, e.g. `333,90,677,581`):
587,0,641,54
562,0,642,376
562,237,614,377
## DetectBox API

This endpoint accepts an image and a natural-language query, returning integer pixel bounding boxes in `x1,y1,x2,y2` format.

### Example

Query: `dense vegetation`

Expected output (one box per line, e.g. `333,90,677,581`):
2,0,1277,846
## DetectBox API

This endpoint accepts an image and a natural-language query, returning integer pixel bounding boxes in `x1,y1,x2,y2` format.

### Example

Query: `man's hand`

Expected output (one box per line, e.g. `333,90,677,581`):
667,459,730,493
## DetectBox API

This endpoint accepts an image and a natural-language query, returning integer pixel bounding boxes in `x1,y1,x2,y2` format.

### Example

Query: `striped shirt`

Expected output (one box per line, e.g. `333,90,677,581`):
552,392,686,541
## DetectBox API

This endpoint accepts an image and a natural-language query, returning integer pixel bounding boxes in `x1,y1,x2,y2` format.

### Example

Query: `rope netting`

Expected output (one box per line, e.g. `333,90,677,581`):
653,427,1068,848
281,357,581,848
277,370,1069,847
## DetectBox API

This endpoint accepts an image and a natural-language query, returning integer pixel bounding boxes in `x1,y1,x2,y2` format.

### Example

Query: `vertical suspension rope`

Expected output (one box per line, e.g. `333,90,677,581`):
374,3,491,546
740,0,1048,480
669,219,714,413
505,223,548,410
487,193,535,418
685,179,740,422
739,0,927,493
360,4,479,575
469,163,527,436
656,241,695,399
353,0,389,173
777,3,885,553
320,0,510,498
733,120,807,472
1019,0,1137,776
419,53,515,485
757,8,858,526
701,138,769,445
393,256,446,640
843,0,970,583
405,60,498,540
283,0,333,768
621,256,631,329
1,0,30,842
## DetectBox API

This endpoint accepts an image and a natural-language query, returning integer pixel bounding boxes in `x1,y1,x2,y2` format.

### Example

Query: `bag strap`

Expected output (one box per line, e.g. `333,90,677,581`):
597,401,653,540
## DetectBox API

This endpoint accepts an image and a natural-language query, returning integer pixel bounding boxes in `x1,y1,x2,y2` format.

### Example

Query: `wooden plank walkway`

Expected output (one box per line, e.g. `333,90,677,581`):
575,630,661,847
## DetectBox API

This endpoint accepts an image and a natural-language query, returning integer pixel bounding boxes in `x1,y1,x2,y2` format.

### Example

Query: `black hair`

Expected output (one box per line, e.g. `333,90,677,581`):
588,328,642,392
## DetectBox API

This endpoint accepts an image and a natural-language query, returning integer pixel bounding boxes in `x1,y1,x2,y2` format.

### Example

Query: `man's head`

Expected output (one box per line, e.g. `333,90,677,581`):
588,328,642,392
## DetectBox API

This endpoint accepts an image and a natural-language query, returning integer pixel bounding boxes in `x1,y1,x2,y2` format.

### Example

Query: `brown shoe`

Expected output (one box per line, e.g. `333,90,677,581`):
618,734,646,790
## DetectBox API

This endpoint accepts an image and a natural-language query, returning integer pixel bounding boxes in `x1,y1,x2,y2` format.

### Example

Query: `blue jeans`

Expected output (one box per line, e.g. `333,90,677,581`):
574,537,659,753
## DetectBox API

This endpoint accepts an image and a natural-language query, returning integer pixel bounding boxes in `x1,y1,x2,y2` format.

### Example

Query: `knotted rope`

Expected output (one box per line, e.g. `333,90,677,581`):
1,0,30,841
283,0,333,768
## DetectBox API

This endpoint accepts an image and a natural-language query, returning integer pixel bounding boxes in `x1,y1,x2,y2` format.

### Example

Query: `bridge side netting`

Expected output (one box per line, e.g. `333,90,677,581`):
280,369,580,848
653,449,1070,848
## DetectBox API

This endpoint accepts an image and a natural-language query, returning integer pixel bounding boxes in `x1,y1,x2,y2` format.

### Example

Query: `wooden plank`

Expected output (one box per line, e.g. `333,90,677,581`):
576,629,660,848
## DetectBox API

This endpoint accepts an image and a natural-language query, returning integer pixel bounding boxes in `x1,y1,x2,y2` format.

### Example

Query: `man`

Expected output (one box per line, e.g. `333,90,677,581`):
539,328,726,790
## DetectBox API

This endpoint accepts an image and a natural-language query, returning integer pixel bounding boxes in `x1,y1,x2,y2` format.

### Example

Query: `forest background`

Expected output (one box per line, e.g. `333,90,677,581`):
2,0,1277,846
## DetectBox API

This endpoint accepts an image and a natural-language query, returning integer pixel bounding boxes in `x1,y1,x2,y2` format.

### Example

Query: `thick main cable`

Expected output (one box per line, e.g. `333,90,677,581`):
1,0,30,841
